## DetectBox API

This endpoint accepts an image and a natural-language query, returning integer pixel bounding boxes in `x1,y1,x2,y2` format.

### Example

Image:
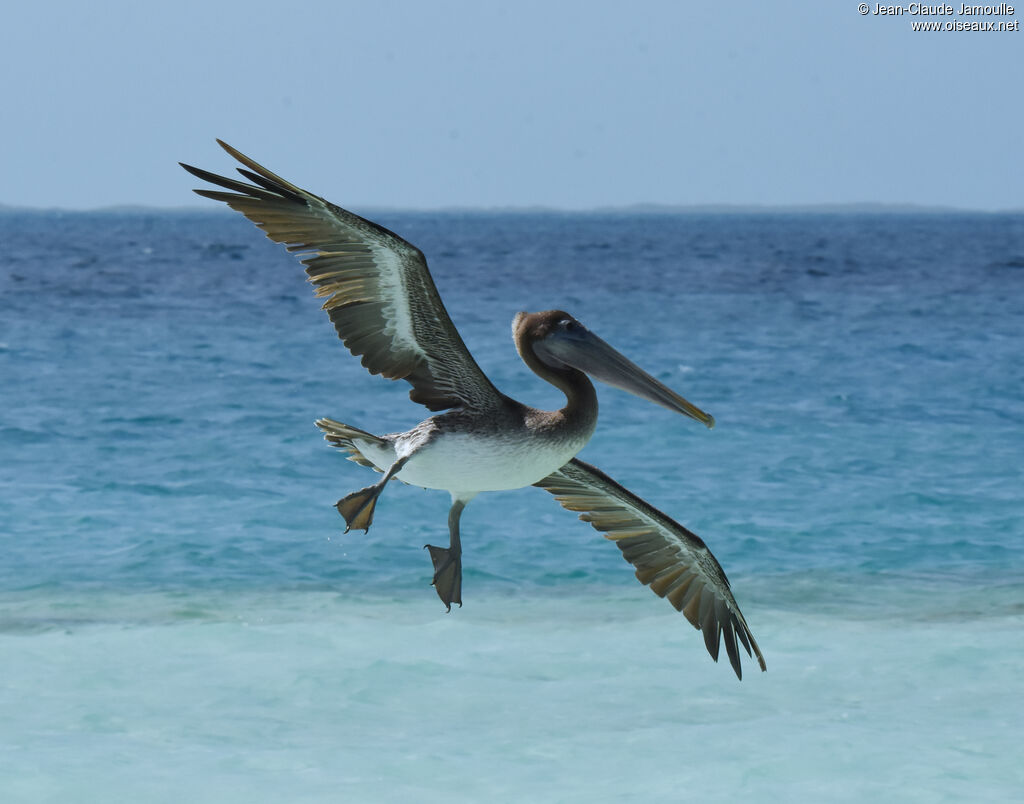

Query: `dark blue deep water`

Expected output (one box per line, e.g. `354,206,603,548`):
1,210,1022,801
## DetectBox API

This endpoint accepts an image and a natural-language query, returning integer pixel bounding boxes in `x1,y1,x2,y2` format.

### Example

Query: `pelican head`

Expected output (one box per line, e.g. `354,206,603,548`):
513,310,715,428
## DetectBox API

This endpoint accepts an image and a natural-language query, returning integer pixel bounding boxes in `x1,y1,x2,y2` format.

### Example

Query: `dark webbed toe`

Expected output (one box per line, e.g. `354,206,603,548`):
425,544,462,611
336,486,381,532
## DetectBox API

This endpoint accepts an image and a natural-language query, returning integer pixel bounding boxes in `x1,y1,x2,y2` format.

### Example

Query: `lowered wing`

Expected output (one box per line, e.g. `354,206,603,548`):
181,140,500,412
535,458,765,679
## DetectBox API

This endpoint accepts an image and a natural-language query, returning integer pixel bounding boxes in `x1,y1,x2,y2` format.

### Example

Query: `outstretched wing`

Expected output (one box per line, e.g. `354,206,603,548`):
535,458,765,679
181,140,501,412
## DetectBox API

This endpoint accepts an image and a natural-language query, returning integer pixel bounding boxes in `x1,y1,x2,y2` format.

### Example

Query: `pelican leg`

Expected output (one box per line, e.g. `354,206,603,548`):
425,496,472,612
335,456,409,533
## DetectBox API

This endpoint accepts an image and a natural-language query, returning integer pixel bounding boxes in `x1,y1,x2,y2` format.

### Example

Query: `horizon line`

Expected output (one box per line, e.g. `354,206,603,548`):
1,200,1022,215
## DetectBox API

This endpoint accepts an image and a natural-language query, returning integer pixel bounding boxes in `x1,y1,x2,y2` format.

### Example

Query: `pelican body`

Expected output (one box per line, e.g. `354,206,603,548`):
181,141,765,679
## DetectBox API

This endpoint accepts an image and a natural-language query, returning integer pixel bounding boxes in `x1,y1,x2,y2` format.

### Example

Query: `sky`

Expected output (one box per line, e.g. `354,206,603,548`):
2,0,1022,211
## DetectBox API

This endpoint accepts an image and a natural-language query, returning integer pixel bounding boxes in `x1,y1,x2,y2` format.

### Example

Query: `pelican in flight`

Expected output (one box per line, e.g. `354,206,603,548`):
181,141,766,679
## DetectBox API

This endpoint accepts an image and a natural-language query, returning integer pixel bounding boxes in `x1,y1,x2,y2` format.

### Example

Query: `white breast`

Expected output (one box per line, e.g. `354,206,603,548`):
358,429,585,496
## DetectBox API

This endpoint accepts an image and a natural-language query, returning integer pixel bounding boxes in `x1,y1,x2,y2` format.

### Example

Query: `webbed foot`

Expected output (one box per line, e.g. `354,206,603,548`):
336,485,381,533
424,543,462,612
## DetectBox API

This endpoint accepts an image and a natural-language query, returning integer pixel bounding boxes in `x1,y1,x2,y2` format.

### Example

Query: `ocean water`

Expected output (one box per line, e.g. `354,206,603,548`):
1,208,1022,802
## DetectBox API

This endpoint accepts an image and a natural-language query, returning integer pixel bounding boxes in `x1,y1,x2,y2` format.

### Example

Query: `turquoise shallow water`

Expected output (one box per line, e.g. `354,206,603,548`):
1,209,1023,800
3,589,1022,803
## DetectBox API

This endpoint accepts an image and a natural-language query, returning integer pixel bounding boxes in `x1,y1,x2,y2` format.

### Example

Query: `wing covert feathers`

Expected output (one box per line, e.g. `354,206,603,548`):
181,141,500,412
535,458,765,680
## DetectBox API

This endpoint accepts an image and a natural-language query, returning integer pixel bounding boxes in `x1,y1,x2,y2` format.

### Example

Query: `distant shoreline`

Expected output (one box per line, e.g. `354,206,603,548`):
1,202,1021,215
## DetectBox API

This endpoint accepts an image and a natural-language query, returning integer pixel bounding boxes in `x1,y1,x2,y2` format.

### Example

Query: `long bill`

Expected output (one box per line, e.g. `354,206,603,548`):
534,326,715,428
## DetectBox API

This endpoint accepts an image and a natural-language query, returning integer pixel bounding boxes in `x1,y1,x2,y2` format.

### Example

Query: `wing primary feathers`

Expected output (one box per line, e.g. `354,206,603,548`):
722,614,742,679
234,167,308,204
179,162,270,198
191,188,251,204
215,138,305,195
181,140,502,413
535,457,766,679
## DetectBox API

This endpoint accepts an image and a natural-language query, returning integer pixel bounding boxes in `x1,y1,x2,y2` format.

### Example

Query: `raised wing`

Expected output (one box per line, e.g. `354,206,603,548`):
535,458,765,679
181,140,501,412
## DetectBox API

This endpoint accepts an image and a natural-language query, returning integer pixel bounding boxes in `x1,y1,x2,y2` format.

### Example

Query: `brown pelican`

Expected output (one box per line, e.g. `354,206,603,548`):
181,141,766,679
